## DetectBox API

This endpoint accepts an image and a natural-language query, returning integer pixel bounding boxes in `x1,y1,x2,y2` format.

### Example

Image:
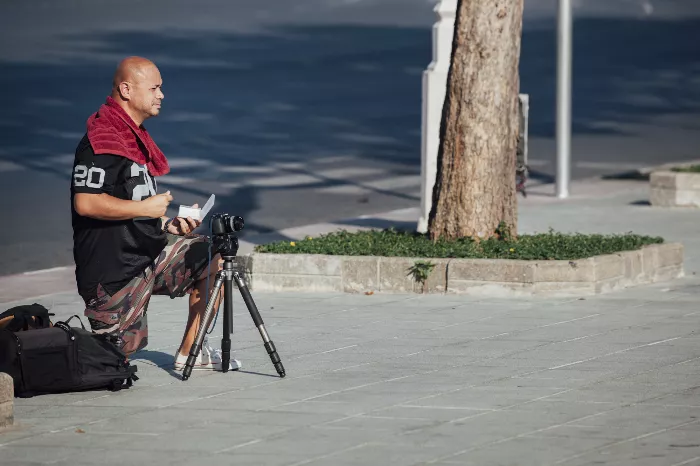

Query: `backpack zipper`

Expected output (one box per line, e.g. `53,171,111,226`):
54,321,76,340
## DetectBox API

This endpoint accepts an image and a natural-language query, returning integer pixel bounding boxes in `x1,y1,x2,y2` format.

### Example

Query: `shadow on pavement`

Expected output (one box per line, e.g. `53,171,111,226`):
130,349,182,380
331,218,418,232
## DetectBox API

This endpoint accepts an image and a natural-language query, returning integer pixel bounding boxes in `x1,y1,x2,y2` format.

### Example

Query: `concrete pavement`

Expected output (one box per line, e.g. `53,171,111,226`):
1,177,700,465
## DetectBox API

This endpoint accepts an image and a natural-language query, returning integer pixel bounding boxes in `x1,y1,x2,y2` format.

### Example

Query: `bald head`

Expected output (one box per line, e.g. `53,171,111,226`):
110,56,164,126
112,56,157,90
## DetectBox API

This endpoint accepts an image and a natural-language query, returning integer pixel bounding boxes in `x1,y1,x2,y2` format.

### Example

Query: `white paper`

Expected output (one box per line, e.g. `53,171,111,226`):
200,194,215,219
178,194,215,221
178,205,201,219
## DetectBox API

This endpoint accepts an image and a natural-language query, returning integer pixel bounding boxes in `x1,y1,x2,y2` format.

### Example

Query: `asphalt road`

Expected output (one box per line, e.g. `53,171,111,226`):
0,0,699,275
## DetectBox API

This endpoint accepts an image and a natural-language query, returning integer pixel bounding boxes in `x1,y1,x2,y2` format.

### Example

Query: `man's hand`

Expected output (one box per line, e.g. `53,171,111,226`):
168,216,201,235
141,191,173,218
166,203,202,235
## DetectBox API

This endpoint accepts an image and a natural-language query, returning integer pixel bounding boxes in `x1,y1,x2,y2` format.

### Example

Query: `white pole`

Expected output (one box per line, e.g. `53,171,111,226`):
417,0,456,233
556,0,572,198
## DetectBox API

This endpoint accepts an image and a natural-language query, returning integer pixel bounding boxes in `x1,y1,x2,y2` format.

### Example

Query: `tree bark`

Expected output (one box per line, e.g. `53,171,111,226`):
428,0,524,241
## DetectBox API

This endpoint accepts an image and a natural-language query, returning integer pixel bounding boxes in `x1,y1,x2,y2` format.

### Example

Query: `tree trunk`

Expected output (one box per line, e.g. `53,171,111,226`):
428,0,524,242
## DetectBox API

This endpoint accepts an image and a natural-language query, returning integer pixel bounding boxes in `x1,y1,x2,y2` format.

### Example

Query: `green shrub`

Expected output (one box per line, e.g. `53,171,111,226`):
671,165,700,173
254,228,664,260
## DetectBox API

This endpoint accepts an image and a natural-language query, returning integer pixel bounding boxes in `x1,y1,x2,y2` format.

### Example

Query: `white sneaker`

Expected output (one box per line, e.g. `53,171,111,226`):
174,338,242,371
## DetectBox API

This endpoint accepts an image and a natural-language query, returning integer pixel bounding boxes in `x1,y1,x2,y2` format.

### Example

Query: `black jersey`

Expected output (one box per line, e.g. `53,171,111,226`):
71,134,168,301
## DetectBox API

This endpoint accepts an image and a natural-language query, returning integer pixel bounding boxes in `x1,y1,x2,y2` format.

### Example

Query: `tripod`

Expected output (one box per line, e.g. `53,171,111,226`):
181,232,285,380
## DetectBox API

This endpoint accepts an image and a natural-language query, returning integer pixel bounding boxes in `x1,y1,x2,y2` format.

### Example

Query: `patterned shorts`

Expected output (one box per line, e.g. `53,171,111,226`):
84,234,219,356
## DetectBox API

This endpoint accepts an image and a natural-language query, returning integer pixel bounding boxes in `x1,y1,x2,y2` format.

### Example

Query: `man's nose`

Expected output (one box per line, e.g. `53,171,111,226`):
157,89,164,99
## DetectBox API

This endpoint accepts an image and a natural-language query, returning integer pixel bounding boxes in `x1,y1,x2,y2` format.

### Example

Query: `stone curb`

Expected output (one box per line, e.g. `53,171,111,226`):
0,372,13,428
237,243,684,297
650,170,700,208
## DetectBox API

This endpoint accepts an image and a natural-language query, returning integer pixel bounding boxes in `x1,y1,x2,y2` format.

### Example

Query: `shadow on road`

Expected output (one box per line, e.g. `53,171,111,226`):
522,17,700,138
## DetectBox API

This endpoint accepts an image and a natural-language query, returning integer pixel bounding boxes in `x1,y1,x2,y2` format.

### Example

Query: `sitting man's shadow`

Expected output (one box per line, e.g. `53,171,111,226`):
131,349,280,379
130,349,182,380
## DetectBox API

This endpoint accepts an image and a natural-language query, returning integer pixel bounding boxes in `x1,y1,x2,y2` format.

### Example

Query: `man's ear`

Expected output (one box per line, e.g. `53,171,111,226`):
118,82,131,100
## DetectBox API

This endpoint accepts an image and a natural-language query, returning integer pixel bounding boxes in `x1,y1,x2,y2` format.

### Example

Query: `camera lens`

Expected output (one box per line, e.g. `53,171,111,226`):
232,216,244,232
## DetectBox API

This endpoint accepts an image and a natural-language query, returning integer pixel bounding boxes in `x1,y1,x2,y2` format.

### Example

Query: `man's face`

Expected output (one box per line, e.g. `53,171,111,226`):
127,65,164,122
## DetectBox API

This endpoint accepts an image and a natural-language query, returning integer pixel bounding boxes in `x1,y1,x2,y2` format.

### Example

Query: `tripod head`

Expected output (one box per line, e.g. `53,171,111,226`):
210,213,244,258
212,233,239,258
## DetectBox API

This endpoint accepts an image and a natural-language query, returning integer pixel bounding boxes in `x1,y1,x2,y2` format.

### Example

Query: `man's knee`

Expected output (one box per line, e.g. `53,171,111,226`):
211,253,224,273
195,253,223,283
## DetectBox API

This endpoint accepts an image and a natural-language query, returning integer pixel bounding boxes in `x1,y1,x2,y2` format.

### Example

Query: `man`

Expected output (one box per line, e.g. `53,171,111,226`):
70,56,240,372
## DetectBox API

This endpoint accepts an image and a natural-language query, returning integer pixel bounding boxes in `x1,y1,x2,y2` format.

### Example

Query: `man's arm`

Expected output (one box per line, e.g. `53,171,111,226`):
74,193,147,221
74,191,173,221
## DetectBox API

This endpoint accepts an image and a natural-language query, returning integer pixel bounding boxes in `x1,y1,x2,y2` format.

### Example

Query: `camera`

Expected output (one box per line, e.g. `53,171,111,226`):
211,213,244,236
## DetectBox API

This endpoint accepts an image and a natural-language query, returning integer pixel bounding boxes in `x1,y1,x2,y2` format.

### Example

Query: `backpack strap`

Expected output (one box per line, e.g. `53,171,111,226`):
125,364,139,387
0,304,55,331
108,365,139,391
63,315,87,330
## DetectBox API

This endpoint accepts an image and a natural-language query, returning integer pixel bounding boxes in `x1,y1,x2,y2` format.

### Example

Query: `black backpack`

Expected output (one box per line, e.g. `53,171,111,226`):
0,315,138,398
0,303,55,332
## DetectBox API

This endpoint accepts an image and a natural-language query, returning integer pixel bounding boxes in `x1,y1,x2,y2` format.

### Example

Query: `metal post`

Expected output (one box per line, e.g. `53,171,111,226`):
556,0,572,198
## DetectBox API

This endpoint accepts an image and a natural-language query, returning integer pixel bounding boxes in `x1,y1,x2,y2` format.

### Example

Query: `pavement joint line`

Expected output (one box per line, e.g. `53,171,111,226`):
298,295,432,319
548,418,700,466
635,404,700,409
22,266,71,275
410,387,582,436
362,415,435,421
214,438,263,454
426,311,514,331
0,291,78,307
399,405,496,411
265,373,417,410
537,313,602,328
670,456,700,466
317,345,359,354
283,442,374,466
423,408,614,465
71,394,111,405
551,331,608,344
363,298,671,361
548,337,683,370
478,313,602,341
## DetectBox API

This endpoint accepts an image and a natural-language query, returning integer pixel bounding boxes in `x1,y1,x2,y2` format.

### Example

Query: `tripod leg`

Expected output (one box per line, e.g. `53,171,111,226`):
182,272,224,381
221,262,234,373
232,270,286,378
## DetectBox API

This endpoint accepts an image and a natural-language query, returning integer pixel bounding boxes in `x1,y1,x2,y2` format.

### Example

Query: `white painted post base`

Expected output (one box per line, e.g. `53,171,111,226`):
417,0,456,234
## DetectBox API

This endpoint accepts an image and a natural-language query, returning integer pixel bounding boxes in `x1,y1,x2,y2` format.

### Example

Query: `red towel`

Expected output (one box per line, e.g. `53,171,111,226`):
86,96,170,177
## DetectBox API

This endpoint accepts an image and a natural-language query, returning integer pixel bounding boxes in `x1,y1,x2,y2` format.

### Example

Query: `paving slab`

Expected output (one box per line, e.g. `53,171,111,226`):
1,271,699,465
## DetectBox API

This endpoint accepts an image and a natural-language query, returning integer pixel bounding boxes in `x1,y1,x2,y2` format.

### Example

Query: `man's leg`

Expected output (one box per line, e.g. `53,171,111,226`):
84,275,155,357
151,233,241,370
177,254,223,356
